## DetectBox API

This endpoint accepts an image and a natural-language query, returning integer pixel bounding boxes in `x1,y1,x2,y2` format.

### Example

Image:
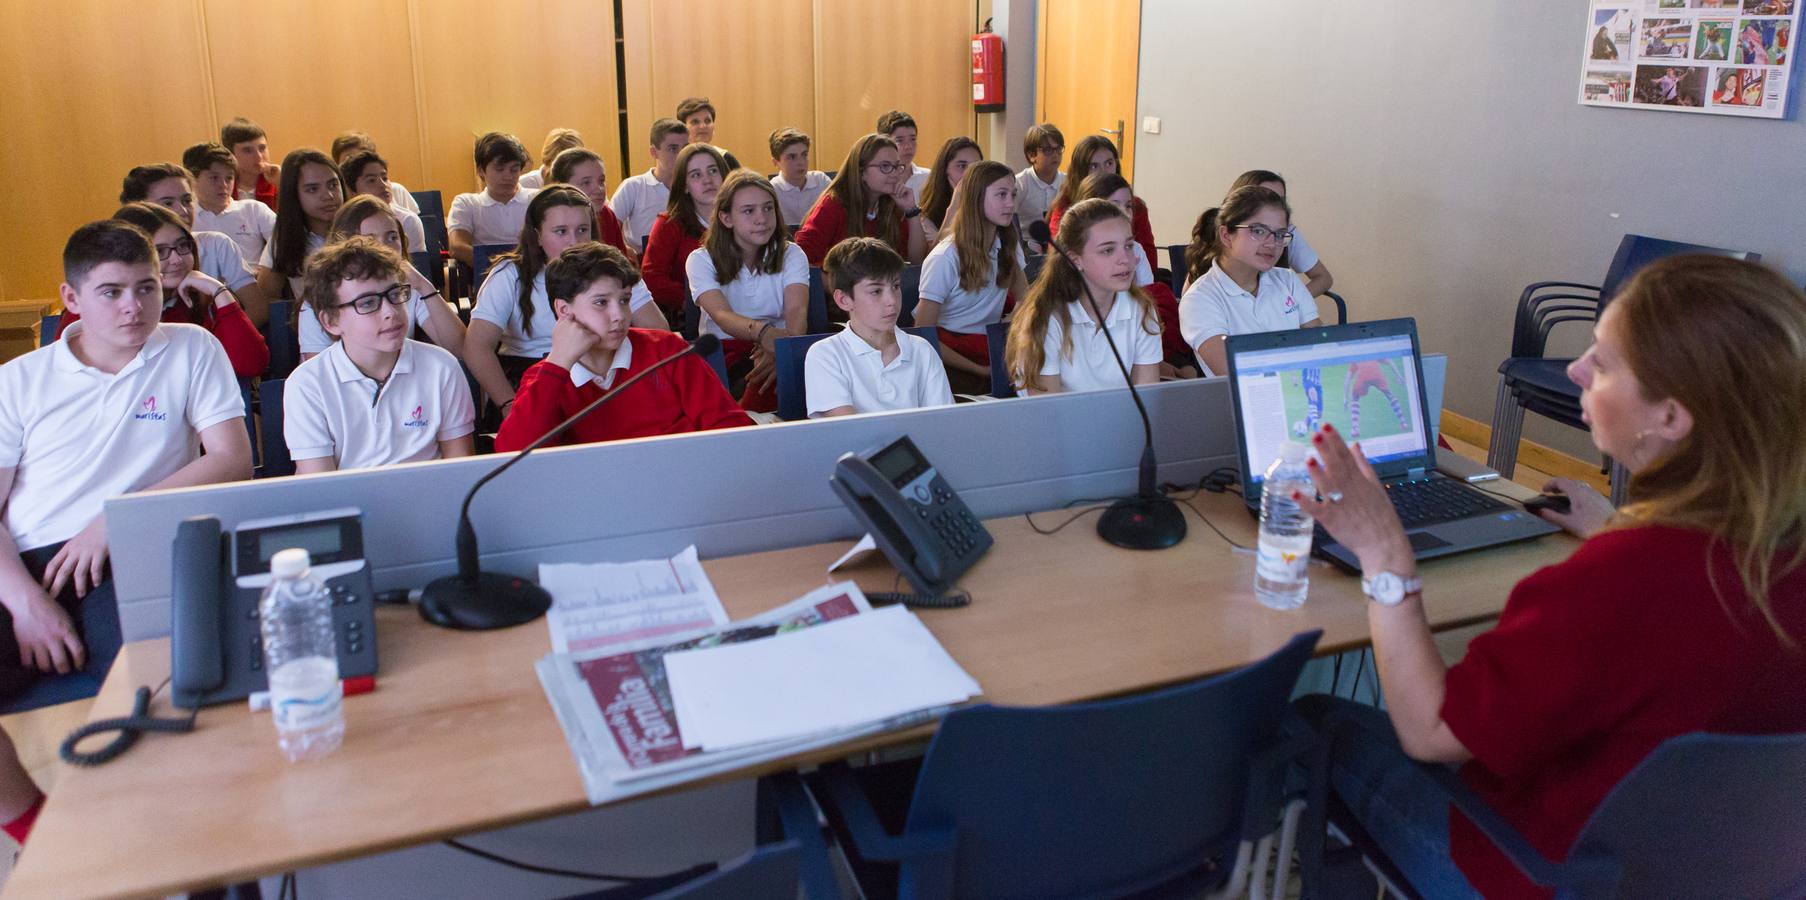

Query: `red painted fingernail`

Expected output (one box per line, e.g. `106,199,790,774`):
1324,424,1337,433
1290,491,1303,500
1312,434,1324,443
1307,458,1319,468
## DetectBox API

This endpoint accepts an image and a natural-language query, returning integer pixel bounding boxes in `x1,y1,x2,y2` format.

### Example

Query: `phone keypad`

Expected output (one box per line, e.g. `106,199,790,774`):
914,477,986,558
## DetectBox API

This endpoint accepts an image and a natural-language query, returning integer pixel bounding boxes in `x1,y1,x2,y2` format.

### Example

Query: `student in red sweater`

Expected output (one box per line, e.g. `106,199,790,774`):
495,242,750,451
549,147,634,260
793,134,928,266
221,117,280,210
1047,135,1157,266
60,202,269,377
1294,255,1806,899
639,144,726,319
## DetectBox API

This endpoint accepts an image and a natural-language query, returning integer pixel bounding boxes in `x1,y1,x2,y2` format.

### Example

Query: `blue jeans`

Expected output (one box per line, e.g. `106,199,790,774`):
1297,694,1481,899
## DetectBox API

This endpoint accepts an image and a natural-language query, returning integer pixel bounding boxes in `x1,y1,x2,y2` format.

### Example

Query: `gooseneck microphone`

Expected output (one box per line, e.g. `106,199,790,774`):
419,334,723,629
1026,220,1185,550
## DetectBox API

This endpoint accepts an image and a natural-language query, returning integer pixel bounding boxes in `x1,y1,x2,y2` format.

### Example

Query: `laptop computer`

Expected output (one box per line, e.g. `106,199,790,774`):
1224,318,1559,572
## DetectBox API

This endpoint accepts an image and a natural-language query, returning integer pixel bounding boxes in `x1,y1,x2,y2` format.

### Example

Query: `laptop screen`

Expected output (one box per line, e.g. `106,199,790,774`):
1230,332,1429,483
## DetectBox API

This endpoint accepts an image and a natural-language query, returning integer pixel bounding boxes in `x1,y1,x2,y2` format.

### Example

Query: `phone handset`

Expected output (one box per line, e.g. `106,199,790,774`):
170,516,229,708
829,436,992,601
831,455,949,584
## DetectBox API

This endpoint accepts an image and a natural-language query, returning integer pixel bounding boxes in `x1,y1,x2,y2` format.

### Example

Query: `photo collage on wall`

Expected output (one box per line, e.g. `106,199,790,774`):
1580,0,1798,117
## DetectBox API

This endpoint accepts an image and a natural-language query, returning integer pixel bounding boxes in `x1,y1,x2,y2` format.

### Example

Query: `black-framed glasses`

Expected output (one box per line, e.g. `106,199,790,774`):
335,284,409,315
866,161,910,175
154,238,197,261
1232,224,1295,245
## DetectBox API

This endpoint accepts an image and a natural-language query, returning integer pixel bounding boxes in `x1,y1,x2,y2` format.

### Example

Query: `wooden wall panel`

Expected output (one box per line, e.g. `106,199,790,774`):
1037,0,1141,180
410,0,621,197
622,0,816,178
0,0,216,303
204,0,425,189
813,0,978,175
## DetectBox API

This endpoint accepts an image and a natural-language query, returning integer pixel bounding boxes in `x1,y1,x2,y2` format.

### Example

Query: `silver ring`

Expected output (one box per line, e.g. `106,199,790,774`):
1326,491,1345,504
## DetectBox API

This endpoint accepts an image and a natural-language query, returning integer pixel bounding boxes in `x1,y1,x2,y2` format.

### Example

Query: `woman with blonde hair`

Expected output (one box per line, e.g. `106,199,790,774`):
914,160,1028,393
519,127,583,191
1296,255,1806,898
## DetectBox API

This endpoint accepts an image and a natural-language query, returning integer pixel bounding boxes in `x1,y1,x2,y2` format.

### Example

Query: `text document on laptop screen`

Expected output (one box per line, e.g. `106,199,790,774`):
1233,334,1428,482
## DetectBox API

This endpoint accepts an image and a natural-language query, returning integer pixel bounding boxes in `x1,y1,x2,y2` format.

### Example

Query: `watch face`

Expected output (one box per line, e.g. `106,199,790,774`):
1368,572,1405,605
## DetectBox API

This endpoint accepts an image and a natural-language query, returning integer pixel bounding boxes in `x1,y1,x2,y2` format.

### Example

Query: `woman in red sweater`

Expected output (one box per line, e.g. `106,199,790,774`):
61,201,269,377
793,133,928,266
1046,135,1157,266
549,147,634,260
1295,255,1806,898
639,143,725,319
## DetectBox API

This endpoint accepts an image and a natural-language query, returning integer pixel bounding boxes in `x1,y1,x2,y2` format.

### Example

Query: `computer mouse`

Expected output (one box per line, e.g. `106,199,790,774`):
1522,493,1571,516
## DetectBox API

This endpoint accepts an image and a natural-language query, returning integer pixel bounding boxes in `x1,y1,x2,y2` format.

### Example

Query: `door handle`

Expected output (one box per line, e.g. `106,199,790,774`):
1100,119,1124,137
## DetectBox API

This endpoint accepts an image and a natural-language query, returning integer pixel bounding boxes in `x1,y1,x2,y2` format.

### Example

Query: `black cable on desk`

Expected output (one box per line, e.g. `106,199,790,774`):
441,837,717,885
58,677,197,767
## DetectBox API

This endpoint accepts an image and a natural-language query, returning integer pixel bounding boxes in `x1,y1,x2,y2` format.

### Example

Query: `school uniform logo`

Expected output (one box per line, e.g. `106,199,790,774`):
1283,294,1298,314
133,395,168,421
402,404,428,428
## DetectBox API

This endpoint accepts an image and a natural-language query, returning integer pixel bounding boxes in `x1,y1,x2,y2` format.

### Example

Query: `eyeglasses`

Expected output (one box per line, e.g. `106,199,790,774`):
154,238,197,261
866,161,910,175
1232,224,1295,245
335,284,409,315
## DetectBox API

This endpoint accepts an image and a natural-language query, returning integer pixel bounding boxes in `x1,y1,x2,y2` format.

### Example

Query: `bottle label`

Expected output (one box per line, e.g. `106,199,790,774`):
1256,531,1313,584
269,657,343,732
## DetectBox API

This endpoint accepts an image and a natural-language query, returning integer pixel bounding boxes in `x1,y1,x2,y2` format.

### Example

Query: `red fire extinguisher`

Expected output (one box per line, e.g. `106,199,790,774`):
972,20,1004,113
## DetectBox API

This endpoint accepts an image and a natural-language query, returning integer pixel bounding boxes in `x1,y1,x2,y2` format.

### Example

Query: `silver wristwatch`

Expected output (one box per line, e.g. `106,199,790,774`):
1361,571,1423,606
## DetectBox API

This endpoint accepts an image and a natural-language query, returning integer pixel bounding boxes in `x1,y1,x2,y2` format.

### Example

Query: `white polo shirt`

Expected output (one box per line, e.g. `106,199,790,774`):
805,327,953,417
1037,293,1163,394
918,236,1027,334
258,232,326,300
283,339,474,471
686,244,810,340
396,205,427,254
298,289,440,355
517,169,545,191
0,323,243,551
1179,264,1320,375
194,200,277,266
472,259,654,358
1013,168,1065,231
609,170,671,251
1287,226,1320,273
447,188,538,247
904,164,931,202
388,181,421,215
199,230,258,293
770,171,830,227
570,337,633,390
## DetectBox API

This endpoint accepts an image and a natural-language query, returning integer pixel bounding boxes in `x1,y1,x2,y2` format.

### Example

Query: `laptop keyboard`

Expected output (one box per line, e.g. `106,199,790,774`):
1385,476,1510,529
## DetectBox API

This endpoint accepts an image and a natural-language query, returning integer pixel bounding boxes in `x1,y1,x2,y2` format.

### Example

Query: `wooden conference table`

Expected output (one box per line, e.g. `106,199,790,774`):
7,484,1574,899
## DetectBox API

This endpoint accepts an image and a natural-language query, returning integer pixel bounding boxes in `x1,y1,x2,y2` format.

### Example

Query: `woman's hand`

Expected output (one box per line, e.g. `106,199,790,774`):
178,270,229,308
1295,425,1415,576
1536,476,1614,538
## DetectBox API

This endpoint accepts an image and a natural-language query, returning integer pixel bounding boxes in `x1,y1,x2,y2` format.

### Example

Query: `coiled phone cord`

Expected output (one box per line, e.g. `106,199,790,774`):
59,679,196,767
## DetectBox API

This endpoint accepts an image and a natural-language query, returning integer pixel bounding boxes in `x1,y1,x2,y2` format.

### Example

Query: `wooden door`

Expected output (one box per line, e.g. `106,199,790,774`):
1037,0,1142,180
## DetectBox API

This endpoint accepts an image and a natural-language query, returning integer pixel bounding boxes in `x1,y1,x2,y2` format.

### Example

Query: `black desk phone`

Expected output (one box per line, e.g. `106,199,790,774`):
830,436,992,599
170,508,378,709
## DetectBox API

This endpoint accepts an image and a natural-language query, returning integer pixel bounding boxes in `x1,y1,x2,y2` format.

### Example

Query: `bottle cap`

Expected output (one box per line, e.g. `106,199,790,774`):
270,548,311,579
1279,440,1309,463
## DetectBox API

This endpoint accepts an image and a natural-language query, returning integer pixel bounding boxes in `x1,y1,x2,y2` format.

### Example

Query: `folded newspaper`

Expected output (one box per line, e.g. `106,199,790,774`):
538,580,973,804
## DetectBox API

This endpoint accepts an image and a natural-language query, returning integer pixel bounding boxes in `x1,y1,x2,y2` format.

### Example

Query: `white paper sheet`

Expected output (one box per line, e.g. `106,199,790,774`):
663,605,981,753
539,546,729,654
826,533,878,574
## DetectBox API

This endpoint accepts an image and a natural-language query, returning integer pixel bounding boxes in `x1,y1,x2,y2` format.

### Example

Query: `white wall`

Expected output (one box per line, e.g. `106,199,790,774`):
1132,0,1806,458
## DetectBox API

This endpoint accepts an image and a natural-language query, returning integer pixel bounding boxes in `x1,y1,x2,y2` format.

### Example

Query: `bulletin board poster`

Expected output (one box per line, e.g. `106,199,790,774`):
1579,0,1799,117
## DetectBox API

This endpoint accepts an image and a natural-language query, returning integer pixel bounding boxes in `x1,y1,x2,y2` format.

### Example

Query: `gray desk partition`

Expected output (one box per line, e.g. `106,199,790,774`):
107,356,1445,641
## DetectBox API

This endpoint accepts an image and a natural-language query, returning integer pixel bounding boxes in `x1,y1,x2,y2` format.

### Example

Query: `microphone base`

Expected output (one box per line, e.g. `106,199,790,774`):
1097,495,1188,550
418,571,553,631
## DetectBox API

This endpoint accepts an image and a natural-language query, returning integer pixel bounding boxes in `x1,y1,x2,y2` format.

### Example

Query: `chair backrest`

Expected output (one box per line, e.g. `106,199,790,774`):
773,327,940,421
1164,243,1187,296
38,314,59,347
984,321,1014,398
264,301,298,378
257,378,294,477
470,244,513,295
900,263,922,326
701,341,729,388
1323,290,1349,325
898,631,1321,898
239,377,259,471
1024,252,1046,285
411,190,448,264
409,250,443,293
1566,731,1806,898
806,267,829,334
647,841,800,900
1599,234,1759,305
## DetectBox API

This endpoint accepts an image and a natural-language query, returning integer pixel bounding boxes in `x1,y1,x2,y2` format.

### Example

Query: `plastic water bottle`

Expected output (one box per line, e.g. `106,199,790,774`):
1255,441,1315,610
260,548,344,762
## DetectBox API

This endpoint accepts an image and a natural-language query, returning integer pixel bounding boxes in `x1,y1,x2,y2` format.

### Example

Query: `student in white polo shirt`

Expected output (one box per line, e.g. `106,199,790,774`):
1014,123,1066,252
339,149,428,253
328,132,421,215
256,149,346,307
285,238,475,473
1005,199,1162,394
0,221,251,844
914,160,1030,395
806,237,952,417
448,132,537,267
182,143,278,267
609,119,688,254
1179,185,1322,377
1224,169,1335,298
767,127,830,229
877,110,932,202
686,170,809,413
295,197,467,362
121,162,271,327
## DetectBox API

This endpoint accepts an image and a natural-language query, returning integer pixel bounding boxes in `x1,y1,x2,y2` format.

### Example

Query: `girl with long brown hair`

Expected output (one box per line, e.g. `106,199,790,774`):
793,134,928,266
1296,255,1806,898
1046,135,1157,265
640,143,726,316
913,160,1028,393
918,136,983,238
687,170,808,412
